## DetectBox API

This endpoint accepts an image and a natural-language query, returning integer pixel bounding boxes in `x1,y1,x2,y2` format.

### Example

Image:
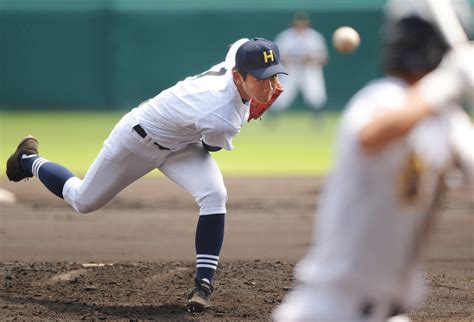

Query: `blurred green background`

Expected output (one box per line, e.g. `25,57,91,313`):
1,0,388,111
1,0,373,177
1,1,472,177
0,111,339,176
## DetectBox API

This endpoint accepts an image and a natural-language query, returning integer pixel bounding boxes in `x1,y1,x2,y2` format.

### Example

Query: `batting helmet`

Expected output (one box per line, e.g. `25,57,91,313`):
381,16,449,74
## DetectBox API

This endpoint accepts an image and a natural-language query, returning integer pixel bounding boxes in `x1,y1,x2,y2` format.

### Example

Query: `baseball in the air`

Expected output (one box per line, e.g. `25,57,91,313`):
332,26,360,53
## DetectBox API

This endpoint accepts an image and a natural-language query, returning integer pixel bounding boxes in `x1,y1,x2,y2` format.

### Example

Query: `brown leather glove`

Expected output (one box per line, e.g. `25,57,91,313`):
248,83,284,121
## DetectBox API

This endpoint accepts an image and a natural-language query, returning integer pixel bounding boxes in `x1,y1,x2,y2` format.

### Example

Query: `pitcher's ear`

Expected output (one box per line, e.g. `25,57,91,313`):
232,69,243,85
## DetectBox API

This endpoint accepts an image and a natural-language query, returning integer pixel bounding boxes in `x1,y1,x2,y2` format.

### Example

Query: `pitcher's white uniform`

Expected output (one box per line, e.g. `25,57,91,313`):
6,36,288,312
274,76,474,321
272,27,328,111
63,41,250,215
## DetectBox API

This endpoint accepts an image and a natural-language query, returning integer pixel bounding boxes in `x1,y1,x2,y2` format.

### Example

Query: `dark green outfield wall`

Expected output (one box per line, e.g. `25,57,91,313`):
1,1,386,111
1,9,108,109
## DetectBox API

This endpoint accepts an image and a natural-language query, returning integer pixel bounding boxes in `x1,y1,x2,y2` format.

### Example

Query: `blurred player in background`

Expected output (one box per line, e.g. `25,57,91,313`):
273,0,473,321
272,12,328,115
6,37,286,313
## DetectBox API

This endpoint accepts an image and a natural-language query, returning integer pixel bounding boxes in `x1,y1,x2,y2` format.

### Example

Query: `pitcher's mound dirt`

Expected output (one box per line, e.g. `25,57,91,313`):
1,177,472,320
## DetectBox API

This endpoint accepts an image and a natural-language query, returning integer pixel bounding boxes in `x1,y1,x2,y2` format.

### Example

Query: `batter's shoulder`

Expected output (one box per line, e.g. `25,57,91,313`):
363,77,408,97
344,77,406,113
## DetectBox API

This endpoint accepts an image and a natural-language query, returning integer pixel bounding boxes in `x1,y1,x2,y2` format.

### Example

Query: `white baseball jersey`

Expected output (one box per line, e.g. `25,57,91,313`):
135,62,250,152
274,76,474,321
63,40,250,216
273,27,328,110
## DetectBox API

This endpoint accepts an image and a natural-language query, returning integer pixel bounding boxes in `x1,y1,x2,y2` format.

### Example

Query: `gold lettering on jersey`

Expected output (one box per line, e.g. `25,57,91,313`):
263,50,274,64
398,153,424,205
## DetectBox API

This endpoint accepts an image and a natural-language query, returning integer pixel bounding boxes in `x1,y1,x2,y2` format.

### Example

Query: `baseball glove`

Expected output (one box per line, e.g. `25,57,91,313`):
248,83,284,121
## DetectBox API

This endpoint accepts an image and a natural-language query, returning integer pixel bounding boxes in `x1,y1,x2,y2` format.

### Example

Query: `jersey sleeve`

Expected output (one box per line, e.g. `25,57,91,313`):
418,45,474,113
342,91,380,137
196,112,239,151
343,80,410,146
447,107,474,186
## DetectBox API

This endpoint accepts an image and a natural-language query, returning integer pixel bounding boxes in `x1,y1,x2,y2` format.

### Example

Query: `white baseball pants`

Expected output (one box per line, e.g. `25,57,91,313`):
62,112,227,215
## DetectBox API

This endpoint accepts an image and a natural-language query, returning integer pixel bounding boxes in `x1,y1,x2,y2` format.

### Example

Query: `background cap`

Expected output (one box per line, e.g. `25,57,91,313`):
235,37,288,80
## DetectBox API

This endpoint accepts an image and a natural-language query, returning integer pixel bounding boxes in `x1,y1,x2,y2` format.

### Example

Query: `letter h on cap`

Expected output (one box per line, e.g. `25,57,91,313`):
263,50,274,64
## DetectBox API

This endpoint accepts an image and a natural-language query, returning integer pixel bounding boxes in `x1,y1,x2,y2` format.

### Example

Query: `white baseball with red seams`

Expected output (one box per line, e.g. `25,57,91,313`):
332,26,360,53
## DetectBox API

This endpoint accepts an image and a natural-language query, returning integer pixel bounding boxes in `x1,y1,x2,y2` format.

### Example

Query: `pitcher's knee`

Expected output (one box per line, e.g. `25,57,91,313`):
68,196,102,214
197,186,227,215
72,202,100,214
62,177,102,214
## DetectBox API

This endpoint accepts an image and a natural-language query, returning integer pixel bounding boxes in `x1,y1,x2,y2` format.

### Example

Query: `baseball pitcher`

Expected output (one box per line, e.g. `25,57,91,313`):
6,37,287,313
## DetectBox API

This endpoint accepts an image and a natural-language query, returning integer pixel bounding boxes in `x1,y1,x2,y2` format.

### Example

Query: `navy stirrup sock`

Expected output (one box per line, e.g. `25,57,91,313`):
195,213,225,283
21,155,75,199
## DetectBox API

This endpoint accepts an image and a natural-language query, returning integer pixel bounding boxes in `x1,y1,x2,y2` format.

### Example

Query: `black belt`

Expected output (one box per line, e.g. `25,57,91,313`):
133,124,170,150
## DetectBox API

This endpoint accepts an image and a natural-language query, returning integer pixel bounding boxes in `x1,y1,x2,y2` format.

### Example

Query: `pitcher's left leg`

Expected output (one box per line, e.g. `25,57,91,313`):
159,143,227,312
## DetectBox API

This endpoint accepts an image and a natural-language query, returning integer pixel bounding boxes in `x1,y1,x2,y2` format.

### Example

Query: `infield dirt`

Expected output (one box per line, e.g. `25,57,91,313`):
1,177,472,320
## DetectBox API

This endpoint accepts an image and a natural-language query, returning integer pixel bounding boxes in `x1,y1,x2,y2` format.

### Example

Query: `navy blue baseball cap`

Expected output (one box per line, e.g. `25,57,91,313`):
235,37,288,80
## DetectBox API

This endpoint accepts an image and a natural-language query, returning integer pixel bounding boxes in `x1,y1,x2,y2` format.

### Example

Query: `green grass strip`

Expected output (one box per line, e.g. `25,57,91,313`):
0,111,339,177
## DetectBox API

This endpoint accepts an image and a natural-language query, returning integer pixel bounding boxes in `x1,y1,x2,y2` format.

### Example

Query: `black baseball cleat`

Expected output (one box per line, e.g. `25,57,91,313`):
6,135,39,182
186,278,213,313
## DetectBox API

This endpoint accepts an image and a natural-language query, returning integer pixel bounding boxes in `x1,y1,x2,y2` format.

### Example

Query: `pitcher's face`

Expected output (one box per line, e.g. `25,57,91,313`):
234,71,279,103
